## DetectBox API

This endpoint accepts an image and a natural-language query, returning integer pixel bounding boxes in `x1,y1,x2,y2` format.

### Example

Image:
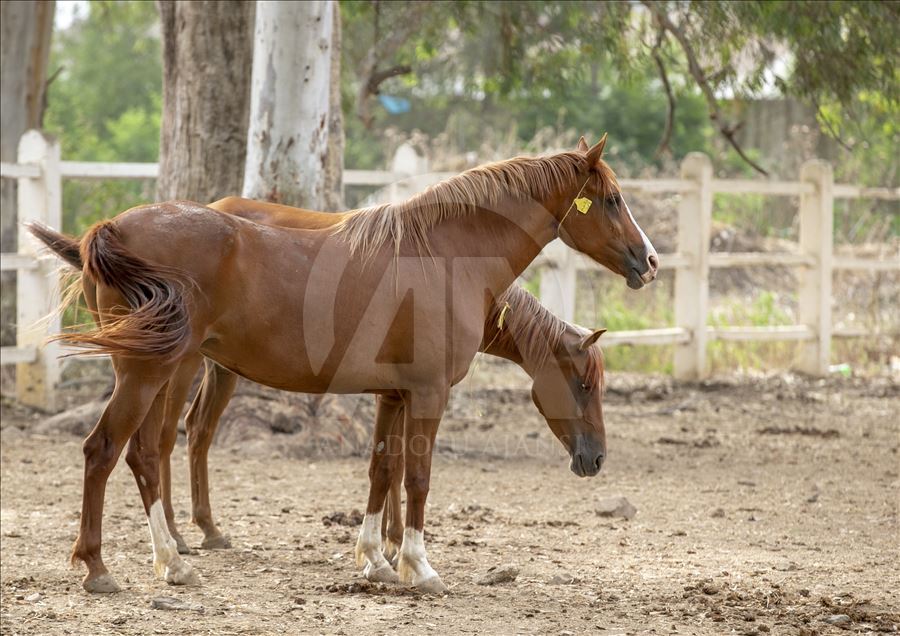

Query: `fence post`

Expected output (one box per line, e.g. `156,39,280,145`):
673,153,712,380
797,159,833,375
538,241,576,323
389,142,430,203
16,130,61,411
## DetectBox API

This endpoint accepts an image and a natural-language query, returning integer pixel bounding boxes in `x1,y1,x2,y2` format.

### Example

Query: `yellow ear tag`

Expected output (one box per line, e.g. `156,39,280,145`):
574,197,592,214
497,302,511,329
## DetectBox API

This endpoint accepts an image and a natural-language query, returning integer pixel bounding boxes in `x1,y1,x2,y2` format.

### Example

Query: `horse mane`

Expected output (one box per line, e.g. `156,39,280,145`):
334,151,619,260
487,285,605,389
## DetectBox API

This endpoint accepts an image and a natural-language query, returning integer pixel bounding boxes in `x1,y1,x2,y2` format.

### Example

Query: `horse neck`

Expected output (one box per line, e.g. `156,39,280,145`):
427,194,565,286
480,289,570,378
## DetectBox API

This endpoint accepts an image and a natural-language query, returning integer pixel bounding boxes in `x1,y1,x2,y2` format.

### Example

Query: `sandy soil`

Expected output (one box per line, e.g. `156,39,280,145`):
1,371,898,635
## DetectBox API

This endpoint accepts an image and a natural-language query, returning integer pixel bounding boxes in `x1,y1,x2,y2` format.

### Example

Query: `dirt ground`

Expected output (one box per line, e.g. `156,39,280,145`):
1,368,898,635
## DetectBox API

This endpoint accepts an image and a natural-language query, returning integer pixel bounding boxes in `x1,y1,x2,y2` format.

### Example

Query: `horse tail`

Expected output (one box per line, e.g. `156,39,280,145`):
31,220,194,361
27,222,83,269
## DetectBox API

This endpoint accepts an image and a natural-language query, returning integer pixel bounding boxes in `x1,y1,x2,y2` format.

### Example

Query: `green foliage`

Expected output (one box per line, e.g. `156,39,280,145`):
818,91,899,242
340,1,713,171
707,292,798,372
712,193,799,240
577,272,674,373
45,0,161,161
656,1,899,113
43,0,161,233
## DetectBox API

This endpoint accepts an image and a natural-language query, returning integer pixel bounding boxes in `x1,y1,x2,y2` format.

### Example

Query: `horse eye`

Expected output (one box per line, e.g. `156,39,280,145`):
580,383,591,393
605,193,620,207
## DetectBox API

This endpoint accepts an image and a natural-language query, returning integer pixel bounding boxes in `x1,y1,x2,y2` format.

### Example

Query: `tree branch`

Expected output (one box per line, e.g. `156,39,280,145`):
356,2,428,128
38,65,64,129
650,29,675,159
812,98,853,152
366,64,413,95
643,1,769,176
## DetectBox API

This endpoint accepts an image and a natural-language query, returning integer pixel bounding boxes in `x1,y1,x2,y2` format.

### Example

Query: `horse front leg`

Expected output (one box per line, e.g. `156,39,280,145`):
396,389,448,594
355,392,405,583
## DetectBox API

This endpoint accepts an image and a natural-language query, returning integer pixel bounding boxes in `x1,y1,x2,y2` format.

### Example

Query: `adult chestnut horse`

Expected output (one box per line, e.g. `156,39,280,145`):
40,192,615,575
32,135,657,594
39,195,611,582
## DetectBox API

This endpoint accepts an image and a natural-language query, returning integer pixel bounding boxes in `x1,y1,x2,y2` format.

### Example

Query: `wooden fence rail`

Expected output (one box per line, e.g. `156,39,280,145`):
1,131,898,409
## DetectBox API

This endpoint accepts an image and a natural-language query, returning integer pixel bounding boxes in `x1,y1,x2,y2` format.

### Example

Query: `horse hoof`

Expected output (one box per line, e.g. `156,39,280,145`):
201,534,231,550
165,559,200,586
175,537,192,555
415,575,448,595
83,573,121,594
364,563,400,584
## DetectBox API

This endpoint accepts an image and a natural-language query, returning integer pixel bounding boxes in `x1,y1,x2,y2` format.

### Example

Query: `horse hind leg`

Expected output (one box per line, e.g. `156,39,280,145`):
187,359,237,549
378,404,406,565
383,467,404,566
73,359,174,593
125,381,198,586
159,354,204,554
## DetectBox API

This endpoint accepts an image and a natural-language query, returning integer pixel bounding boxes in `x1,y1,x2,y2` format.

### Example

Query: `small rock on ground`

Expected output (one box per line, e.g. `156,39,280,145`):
477,564,519,585
596,496,637,520
549,573,579,585
150,597,204,612
322,510,364,527
823,614,851,625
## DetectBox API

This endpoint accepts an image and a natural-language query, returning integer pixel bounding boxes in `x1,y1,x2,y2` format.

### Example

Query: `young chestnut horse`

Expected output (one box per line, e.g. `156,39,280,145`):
32,136,657,594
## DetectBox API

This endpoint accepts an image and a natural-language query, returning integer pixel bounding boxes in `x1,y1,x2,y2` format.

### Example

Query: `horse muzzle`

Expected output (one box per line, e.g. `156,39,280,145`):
569,436,604,477
626,255,658,289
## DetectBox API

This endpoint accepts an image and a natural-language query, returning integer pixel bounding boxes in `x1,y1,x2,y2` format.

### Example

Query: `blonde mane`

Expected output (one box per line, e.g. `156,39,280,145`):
334,151,619,260
487,285,605,389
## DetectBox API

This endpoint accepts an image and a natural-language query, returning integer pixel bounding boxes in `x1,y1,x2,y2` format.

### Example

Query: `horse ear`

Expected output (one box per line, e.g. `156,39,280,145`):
579,328,607,350
576,136,590,152
585,133,608,167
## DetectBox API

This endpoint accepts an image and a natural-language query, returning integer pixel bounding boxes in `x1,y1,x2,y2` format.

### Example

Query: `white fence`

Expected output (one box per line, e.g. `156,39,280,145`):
1,130,898,410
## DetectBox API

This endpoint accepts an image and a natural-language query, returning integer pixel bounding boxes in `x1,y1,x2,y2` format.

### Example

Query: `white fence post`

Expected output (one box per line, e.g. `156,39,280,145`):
673,153,712,380
797,159,833,375
16,130,61,411
538,241,576,323
388,143,430,203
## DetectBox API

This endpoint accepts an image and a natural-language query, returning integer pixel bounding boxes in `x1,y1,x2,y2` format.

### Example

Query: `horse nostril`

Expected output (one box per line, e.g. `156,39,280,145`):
594,455,603,470
647,252,659,272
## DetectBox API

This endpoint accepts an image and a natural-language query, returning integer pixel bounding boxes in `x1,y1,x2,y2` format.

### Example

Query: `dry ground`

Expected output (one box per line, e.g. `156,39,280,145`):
1,370,898,635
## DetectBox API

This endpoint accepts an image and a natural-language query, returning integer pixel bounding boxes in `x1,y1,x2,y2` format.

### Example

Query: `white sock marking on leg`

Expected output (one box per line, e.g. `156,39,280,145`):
355,511,391,570
147,499,198,585
148,500,178,575
397,528,438,585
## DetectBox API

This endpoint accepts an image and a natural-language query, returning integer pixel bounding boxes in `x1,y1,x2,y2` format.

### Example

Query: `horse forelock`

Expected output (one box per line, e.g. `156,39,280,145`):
334,151,620,260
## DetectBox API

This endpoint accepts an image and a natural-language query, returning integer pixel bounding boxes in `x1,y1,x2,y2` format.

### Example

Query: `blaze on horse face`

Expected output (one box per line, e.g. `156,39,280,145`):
530,328,607,477
560,135,659,290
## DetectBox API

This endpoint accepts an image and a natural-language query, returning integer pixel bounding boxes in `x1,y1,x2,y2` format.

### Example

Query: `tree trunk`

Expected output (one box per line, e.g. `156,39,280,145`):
323,3,344,212
243,0,336,209
0,0,54,346
156,1,255,202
